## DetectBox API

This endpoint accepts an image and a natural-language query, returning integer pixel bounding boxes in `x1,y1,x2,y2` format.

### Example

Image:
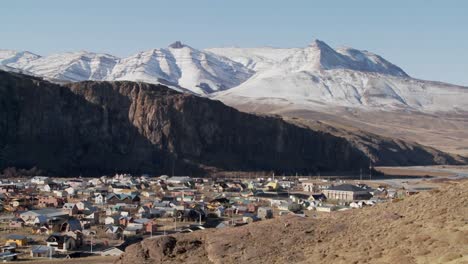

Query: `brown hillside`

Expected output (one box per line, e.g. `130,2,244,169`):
117,180,468,264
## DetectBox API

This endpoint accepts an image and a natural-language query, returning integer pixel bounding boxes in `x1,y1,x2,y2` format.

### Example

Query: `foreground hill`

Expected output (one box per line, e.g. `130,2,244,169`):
0,70,463,176
117,180,468,264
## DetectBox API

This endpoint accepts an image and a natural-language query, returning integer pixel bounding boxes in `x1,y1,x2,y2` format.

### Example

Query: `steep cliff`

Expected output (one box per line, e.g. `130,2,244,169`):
0,70,462,176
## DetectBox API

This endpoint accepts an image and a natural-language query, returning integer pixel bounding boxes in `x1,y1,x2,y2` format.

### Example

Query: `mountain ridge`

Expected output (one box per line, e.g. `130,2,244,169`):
0,70,463,176
1,40,467,113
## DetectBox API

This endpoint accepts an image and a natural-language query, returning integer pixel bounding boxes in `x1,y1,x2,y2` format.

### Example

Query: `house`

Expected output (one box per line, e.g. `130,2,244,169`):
53,190,68,198
132,218,157,234
65,179,86,189
145,221,158,234
62,203,79,216
76,201,93,211
323,184,372,201
35,225,52,235
106,193,140,205
257,207,273,220
119,216,133,227
137,206,150,218
9,218,24,228
110,184,133,195
105,225,123,240
31,176,50,185
53,218,83,233
123,225,142,237
82,211,99,225
40,184,52,192
20,208,69,225
94,193,105,204
166,176,193,185
309,193,326,201
65,187,76,196
46,234,77,252
104,216,120,225
302,181,317,192
30,245,55,258
247,203,258,213
0,184,18,194
5,234,27,247
38,196,64,208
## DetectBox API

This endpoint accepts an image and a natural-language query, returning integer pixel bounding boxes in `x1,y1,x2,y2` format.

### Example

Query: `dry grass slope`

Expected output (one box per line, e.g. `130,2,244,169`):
117,180,468,264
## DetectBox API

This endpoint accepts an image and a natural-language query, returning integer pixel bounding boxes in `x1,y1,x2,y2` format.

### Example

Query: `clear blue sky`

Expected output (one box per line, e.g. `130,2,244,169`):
2,0,467,85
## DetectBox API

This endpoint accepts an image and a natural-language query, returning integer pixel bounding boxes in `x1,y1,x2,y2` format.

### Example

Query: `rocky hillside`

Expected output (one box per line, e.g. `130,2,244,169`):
116,180,468,264
0,70,463,176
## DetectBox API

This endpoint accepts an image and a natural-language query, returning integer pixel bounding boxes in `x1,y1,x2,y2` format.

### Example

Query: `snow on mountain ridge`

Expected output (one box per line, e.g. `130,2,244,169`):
214,67,467,112
0,40,465,112
208,39,408,77
17,51,120,82
108,42,254,94
0,49,41,67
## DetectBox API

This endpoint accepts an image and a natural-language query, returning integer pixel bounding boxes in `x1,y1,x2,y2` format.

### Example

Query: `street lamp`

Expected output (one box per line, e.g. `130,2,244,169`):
89,231,96,253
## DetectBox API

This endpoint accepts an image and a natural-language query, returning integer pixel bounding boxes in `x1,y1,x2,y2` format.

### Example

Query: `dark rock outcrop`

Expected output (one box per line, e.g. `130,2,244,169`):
0,70,461,176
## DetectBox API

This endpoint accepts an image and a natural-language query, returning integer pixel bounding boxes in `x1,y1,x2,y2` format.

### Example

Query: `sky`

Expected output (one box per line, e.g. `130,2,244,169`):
1,0,467,85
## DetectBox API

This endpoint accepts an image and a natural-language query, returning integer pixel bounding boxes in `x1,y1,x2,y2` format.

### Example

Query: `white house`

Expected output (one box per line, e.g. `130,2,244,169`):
104,216,119,225
76,201,92,211
65,187,75,196
40,184,52,193
65,179,86,189
20,209,69,225
94,193,105,205
53,190,67,198
31,176,50,185
167,176,192,185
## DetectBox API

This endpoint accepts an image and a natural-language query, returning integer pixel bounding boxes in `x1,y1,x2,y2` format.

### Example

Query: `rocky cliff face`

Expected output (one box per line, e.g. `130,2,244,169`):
0,70,462,176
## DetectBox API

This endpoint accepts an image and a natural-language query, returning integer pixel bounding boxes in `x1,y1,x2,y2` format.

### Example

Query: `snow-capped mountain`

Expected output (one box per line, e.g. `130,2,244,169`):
0,42,253,95
205,46,300,71
18,51,119,82
206,40,408,76
108,41,253,94
1,39,467,112
0,50,41,66
211,40,467,112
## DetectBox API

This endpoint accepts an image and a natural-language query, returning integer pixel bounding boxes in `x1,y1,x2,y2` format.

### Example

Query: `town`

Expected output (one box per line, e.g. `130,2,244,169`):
0,172,425,262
